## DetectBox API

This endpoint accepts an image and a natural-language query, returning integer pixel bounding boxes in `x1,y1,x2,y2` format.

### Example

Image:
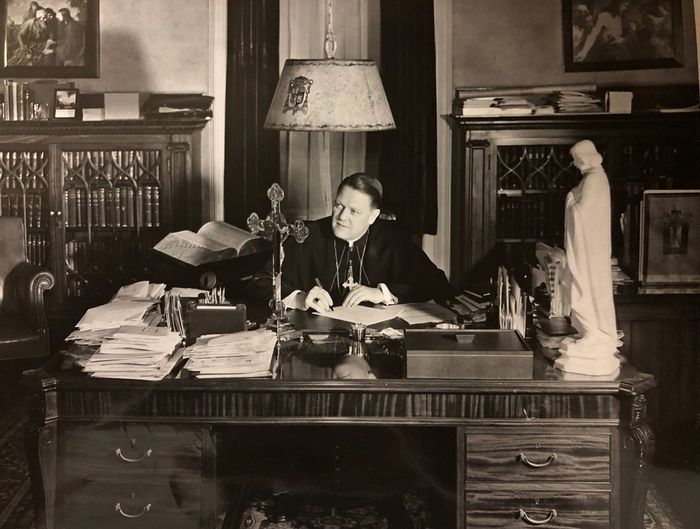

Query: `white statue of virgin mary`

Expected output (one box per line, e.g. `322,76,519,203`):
556,140,620,376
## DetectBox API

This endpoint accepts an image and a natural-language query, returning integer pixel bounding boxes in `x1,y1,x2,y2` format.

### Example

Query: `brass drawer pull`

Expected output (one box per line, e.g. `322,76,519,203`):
518,508,557,525
115,448,152,463
114,502,152,518
516,452,557,468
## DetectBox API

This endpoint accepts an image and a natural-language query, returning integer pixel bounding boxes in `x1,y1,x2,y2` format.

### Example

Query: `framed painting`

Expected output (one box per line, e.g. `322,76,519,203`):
639,190,700,286
563,0,684,71
0,0,99,78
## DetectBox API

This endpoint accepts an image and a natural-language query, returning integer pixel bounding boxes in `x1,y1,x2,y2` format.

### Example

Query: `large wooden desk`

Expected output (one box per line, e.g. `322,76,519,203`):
24,314,656,529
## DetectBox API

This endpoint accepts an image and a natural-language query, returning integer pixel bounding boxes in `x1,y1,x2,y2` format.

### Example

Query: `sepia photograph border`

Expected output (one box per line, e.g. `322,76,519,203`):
0,0,99,78
562,0,684,72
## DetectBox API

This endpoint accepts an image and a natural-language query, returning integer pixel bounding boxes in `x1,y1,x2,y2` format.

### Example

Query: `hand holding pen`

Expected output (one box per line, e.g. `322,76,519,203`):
305,277,334,312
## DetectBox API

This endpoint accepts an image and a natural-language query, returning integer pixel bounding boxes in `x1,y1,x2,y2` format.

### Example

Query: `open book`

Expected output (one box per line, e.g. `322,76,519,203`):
153,221,267,267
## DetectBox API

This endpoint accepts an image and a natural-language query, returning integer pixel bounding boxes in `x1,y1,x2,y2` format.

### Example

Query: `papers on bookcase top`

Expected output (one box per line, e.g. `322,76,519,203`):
182,329,278,378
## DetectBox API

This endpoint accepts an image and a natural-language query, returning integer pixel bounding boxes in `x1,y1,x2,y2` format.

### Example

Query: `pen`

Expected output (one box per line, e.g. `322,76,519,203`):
314,277,333,311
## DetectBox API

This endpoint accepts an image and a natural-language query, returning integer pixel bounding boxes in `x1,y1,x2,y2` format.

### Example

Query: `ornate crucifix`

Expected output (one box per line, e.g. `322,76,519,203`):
247,183,309,332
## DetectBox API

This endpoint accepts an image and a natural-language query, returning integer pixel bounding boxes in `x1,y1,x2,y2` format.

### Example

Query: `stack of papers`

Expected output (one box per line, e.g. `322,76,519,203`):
314,302,457,326
81,325,184,380
114,280,167,301
549,91,603,113
66,281,168,346
182,329,278,378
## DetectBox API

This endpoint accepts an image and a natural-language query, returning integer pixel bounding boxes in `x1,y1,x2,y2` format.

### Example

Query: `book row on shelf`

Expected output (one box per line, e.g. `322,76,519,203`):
0,193,45,228
63,185,161,229
2,80,74,121
65,238,155,282
496,197,560,240
27,234,49,267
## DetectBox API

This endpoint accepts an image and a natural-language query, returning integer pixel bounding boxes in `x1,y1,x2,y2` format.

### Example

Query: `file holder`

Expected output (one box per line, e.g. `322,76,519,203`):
187,303,247,341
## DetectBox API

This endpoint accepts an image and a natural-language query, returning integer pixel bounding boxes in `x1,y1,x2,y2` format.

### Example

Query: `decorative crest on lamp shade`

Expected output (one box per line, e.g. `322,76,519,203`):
264,59,396,132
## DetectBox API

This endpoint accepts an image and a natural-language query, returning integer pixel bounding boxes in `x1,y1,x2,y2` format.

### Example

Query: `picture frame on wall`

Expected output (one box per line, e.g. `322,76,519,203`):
0,0,99,78
562,0,684,72
53,87,78,118
639,190,700,288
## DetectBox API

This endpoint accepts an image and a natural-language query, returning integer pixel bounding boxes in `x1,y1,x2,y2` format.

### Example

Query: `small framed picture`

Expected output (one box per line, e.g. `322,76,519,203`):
54,88,79,119
639,190,700,286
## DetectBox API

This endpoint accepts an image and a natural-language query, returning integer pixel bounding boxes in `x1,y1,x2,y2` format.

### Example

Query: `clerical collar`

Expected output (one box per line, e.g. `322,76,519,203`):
337,228,370,248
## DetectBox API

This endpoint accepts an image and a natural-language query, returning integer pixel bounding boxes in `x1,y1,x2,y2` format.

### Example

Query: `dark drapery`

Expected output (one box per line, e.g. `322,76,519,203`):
377,0,437,235
224,0,280,227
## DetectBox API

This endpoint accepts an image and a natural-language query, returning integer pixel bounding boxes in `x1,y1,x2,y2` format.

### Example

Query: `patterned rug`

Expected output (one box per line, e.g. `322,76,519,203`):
0,394,685,529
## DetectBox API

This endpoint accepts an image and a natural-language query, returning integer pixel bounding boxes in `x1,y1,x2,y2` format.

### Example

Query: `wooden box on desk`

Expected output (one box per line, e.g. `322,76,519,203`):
405,329,532,379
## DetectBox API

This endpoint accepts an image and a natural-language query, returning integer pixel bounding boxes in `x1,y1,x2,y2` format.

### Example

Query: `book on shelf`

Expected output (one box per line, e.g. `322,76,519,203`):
154,221,268,267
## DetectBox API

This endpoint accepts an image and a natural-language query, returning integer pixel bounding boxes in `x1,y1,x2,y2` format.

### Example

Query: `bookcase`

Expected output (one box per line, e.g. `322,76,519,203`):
0,119,208,310
449,112,700,286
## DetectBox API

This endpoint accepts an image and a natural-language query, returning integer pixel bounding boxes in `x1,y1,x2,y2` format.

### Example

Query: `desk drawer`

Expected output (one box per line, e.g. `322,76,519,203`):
61,423,203,479
59,481,201,529
466,432,610,482
465,490,610,529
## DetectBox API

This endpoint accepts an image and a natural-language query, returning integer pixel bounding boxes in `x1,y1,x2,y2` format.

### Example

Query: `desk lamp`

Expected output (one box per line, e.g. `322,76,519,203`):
249,0,395,335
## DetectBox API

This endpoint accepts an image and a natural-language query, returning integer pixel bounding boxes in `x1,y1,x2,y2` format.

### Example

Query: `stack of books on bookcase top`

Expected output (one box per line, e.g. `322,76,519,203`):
459,96,535,117
1,80,74,121
453,284,493,314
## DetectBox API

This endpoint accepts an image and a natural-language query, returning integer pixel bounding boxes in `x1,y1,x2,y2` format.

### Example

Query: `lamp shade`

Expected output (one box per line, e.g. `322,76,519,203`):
264,59,396,132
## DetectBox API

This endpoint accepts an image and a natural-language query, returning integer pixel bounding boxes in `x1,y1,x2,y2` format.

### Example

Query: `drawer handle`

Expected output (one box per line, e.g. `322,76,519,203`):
115,447,152,463
115,502,152,519
518,508,557,525
516,452,557,468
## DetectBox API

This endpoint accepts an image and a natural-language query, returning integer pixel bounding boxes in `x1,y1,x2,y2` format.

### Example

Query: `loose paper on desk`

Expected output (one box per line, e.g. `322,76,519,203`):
314,304,405,326
113,281,166,301
82,325,184,380
183,329,278,378
396,302,457,325
76,299,157,331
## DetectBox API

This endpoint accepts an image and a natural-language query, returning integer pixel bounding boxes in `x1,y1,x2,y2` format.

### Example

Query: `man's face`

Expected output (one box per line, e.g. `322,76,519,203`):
35,9,46,22
331,185,380,242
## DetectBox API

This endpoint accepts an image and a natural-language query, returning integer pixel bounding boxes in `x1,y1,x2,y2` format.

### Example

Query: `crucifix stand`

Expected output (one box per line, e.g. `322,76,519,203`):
247,184,309,335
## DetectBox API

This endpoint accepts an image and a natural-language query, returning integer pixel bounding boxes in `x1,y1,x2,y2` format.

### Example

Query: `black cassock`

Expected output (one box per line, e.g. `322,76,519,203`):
280,216,453,305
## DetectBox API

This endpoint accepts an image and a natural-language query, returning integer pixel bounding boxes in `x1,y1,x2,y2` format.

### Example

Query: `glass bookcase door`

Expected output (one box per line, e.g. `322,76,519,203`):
495,144,581,247
0,149,51,267
61,148,167,304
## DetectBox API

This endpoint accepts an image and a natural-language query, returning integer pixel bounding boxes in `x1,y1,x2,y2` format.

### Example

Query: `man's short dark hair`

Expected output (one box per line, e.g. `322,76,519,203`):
337,172,383,209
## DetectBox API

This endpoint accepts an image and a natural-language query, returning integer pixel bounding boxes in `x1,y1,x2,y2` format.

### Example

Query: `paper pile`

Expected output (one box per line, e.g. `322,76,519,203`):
114,280,167,301
66,281,167,346
81,325,184,380
182,329,278,378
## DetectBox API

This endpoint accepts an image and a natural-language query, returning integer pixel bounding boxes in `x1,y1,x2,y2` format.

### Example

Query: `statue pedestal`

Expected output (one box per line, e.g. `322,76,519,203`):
555,337,620,376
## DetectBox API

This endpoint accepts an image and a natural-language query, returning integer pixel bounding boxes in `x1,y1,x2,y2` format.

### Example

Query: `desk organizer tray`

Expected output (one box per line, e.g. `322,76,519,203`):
404,329,533,379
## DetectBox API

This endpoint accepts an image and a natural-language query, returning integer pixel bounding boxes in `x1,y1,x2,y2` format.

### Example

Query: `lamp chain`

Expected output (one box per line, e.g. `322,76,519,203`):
324,0,337,59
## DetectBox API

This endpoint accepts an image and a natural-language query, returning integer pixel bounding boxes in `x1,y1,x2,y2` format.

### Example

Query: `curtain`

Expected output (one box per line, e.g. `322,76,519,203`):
378,0,437,235
278,0,376,220
224,0,280,227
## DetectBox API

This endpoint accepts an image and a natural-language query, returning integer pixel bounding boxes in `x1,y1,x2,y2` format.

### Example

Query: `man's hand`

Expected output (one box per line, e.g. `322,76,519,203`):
342,285,384,307
305,286,334,312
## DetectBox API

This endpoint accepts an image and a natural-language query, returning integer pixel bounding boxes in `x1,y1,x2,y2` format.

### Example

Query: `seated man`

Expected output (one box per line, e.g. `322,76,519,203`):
280,172,453,312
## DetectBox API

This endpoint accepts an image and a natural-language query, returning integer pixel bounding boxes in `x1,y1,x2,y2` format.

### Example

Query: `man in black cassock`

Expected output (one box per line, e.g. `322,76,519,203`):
280,172,453,312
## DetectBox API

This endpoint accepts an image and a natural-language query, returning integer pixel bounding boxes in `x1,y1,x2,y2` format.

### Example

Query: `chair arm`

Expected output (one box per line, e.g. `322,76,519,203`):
5,262,55,331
